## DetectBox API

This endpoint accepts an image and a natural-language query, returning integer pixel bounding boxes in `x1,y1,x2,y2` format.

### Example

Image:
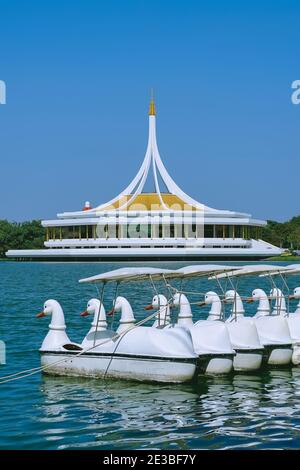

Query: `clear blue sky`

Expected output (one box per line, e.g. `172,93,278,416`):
0,0,299,222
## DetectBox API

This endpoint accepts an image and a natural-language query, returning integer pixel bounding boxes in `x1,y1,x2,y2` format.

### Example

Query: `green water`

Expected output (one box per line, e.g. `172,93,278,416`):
1,261,300,450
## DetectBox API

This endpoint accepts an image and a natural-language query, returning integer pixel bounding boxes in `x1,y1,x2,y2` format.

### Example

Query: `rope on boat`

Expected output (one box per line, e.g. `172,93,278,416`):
0,308,161,385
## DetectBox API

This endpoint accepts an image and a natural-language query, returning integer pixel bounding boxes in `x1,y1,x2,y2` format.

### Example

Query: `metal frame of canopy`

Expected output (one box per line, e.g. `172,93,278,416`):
79,265,243,340
258,264,300,314
164,265,242,322
211,264,294,318
79,267,183,345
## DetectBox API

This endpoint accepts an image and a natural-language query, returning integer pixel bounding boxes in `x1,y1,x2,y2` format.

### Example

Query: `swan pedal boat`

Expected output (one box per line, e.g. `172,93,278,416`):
38,268,198,384
214,265,294,367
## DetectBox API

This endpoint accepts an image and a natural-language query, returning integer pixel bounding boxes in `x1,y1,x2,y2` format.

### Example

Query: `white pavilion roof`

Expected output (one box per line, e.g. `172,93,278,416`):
57,98,256,222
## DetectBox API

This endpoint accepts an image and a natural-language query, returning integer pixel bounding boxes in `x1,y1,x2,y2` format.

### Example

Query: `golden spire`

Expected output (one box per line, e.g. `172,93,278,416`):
149,89,156,115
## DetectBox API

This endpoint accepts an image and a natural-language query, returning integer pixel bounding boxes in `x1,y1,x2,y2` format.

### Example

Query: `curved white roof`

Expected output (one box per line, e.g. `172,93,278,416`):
58,99,257,222
79,267,178,284
212,264,292,280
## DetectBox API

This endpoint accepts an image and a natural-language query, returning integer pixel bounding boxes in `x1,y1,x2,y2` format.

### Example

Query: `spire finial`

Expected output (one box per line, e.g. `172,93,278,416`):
149,89,156,116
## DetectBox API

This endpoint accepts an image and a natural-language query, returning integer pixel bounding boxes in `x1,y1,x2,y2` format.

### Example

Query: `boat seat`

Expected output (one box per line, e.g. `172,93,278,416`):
62,343,83,351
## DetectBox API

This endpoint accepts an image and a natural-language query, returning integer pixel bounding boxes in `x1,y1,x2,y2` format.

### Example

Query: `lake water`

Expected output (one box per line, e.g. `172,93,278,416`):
1,261,300,450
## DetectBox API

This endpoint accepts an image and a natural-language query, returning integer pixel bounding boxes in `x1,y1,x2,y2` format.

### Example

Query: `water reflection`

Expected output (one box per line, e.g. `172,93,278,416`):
37,369,300,449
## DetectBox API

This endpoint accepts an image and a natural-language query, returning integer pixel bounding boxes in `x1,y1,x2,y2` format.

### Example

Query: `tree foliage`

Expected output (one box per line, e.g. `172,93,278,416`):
0,220,45,258
262,216,300,250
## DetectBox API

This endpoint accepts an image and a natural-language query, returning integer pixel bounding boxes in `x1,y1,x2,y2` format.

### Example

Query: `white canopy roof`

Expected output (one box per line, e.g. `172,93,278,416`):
211,264,291,280
79,264,240,284
259,264,300,277
79,267,178,284
175,264,240,279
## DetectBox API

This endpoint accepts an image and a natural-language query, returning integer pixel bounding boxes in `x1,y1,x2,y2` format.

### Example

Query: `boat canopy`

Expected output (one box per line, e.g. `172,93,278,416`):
259,264,300,277
175,265,240,279
79,267,178,284
79,264,240,284
212,264,292,280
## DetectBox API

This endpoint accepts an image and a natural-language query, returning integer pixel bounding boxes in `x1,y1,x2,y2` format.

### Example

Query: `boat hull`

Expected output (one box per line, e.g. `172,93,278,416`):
202,355,233,375
292,344,300,365
233,349,263,372
40,351,197,384
262,344,293,366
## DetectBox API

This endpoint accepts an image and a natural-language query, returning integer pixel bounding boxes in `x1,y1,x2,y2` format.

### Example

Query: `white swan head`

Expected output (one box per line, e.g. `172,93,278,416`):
202,291,222,321
204,291,221,305
172,292,189,307
145,294,170,328
80,298,107,329
291,287,300,300
81,298,101,316
37,299,70,350
225,290,239,303
224,290,245,319
251,288,268,301
37,299,63,318
146,294,169,310
172,293,193,324
109,296,135,321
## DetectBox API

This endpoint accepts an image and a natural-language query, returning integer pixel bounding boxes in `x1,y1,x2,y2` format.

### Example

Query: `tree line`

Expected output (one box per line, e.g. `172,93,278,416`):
262,216,300,251
0,216,299,258
0,220,45,258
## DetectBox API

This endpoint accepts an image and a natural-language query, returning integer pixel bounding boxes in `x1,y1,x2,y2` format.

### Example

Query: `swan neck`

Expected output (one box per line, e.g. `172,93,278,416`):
49,306,66,331
208,297,222,320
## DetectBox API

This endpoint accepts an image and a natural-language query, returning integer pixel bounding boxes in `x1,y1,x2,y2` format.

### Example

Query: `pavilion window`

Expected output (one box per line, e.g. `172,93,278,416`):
159,223,163,238
61,227,68,239
87,225,93,239
79,226,82,240
174,223,183,238
242,226,250,239
223,225,229,238
151,224,159,238
196,224,204,238
127,223,137,238
138,224,150,238
234,225,241,238
204,225,214,238
215,225,223,238
192,223,197,237
170,222,175,238
69,226,74,238
119,224,126,238
250,226,257,239
108,225,117,238
162,217,170,238
73,226,80,239
46,228,49,241
96,225,106,238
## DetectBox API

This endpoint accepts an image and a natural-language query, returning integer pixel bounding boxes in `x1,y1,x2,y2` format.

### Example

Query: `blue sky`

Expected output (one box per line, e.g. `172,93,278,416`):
0,0,299,222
